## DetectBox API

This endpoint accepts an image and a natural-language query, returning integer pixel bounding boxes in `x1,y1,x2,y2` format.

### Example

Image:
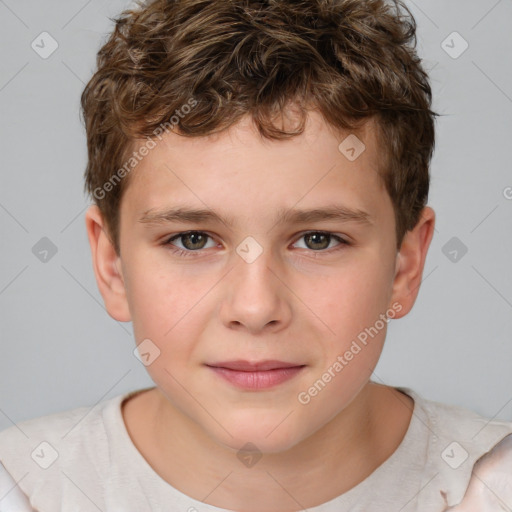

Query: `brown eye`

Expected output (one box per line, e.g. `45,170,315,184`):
293,232,348,252
168,231,214,251
183,233,208,250
303,232,331,250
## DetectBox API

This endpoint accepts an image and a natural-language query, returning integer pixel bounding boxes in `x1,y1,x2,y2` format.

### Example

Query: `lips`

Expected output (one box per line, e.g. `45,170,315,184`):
206,360,304,371
206,360,306,390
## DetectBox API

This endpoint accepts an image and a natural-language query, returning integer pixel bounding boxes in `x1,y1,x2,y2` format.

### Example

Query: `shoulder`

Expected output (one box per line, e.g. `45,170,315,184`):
398,387,512,509
404,387,512,451
449,434,512,510
474,433,512,481
0,395,116,465
0,391,133,507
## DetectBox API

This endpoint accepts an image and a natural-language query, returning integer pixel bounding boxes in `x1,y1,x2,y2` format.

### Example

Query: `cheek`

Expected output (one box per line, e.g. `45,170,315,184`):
122,244,179,306
126,273,170,340
297,250,394,403
125,260,228,380
295,266,391,421
315,254,394,339
124,258,203,345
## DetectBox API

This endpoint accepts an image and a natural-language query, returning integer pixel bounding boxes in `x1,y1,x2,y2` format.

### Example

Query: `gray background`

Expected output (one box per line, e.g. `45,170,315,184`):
0,0,511,430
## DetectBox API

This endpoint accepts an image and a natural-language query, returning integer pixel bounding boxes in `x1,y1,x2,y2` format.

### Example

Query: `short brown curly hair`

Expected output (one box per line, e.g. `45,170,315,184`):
81,0,437,255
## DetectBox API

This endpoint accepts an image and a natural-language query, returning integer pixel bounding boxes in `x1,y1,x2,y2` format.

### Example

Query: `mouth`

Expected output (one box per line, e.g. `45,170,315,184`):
205,360,306,390
207,360,304,371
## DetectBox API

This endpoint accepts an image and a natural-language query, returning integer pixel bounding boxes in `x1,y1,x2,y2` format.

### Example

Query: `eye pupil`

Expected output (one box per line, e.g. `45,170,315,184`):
183,232,207,250
305,233,330,250
174,232,339,253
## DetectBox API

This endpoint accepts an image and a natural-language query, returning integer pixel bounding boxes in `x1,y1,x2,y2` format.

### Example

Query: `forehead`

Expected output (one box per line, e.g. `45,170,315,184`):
121,112,390,228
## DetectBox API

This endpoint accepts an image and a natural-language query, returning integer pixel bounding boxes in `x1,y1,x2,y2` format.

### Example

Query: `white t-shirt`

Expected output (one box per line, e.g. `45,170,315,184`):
0,386,511,511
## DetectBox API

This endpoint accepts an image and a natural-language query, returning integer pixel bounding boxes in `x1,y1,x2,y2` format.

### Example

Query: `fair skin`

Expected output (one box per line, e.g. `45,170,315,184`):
85,110,435,511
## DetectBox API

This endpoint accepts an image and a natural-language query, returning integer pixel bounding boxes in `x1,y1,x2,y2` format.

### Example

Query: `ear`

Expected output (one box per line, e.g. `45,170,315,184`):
85,205,131,322
390,206,435,318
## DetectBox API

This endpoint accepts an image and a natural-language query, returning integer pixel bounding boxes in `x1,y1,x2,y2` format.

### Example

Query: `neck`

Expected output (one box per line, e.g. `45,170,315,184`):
123,382,413,511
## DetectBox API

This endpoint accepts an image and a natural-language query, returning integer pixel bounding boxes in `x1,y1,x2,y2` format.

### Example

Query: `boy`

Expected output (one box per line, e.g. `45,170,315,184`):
1,0,511,510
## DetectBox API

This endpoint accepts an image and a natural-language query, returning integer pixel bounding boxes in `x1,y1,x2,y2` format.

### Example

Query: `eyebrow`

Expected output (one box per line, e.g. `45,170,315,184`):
138,204,373,228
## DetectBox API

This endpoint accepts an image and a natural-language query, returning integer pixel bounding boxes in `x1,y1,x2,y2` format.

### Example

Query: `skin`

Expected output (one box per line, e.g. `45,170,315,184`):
85,110,435,511
445,435,512,511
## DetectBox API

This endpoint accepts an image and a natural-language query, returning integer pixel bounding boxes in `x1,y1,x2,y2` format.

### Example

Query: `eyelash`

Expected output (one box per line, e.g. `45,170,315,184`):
163,231,350,259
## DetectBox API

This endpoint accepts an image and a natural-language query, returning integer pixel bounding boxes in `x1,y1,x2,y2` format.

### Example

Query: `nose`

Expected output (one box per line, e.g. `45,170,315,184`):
219,246,292,335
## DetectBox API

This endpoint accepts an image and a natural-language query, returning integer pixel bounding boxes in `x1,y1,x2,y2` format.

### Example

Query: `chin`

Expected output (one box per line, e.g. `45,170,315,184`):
220,432,302,456
211,412,307,455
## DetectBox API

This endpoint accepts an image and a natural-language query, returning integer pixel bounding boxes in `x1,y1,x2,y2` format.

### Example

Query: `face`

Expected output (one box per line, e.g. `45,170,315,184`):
88,110,432,454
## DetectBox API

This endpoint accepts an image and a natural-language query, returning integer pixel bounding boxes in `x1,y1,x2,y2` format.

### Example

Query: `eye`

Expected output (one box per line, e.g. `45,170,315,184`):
293,231,348,252
163,230,349,258
166,231,217,252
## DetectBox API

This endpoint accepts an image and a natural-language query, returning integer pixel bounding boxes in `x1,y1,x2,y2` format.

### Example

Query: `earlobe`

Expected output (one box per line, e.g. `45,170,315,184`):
390,206,435,318
85,205,132,322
